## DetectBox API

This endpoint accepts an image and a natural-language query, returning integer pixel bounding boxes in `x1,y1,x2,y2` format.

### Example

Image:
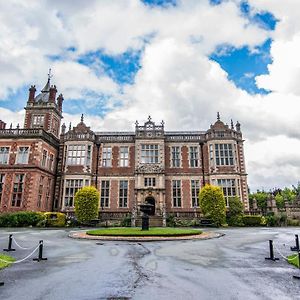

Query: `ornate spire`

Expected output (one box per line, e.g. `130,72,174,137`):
231,119,234,129
61,123,66,134
217,112,220,121
48,68,53,81
148,115,152,122
41,69,52,93
81,114,84,123
69,122,72,131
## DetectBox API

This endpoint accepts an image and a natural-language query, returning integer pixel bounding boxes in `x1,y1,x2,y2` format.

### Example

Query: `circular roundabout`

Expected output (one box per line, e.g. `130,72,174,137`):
69,227,223,241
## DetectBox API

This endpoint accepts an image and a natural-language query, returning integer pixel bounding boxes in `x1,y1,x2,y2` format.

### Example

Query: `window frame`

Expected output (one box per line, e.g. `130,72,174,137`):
172,180,182,208
11,174,25,207
189,146,199,168
191,179,200,207
215,143,234,166
171,146,181,168
100,180,110,208
0,147,9,164
64,179,84,207
140,144,159,164
0,174,5,204
119,146,129,167
119,180,128,208
66,144,86,165
16,146,29,164
102,146,112,167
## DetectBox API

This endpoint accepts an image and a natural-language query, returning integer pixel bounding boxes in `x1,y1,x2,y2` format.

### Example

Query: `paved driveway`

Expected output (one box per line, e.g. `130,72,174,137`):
0,227,300,300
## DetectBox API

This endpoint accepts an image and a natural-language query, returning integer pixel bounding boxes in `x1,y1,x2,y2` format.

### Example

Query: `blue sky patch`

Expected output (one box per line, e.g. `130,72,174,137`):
240,1,277,30
0,86,28,115
142,0,177,8
210,1,277,31
210,39,272,94
77,50,141,85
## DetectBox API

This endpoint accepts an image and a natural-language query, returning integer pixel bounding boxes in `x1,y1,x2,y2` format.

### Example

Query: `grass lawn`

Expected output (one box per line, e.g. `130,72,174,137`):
0,254,15,270
86,227,202,237
288,254,300,268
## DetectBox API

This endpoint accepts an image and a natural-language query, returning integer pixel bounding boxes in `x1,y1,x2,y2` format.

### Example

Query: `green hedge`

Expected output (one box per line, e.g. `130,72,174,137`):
0,211,44,227
44,212,66,227
242,215,263,226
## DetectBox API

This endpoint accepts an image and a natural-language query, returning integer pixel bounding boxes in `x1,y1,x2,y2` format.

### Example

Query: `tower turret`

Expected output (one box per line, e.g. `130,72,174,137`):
24,70,64,139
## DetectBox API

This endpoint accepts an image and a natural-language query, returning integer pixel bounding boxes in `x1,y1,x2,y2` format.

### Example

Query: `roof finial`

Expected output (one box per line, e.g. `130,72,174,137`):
69,122,72,131
148,115,152,122
217,112,220,121
231,119,234,129
48,68,53,81
81,114,84,123
135,120,139,127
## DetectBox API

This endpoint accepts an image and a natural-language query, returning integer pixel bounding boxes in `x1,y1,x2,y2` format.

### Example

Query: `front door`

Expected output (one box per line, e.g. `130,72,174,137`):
145,197,155,215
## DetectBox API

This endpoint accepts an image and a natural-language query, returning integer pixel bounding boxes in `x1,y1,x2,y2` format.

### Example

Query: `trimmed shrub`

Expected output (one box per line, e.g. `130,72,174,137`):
265,212,287,227
243,215,263,226
120,214,132,227
0,211,44,227
287,218,300,226
44,212,66,227
74,186,100,224
166,214,176,227
199,185,226,227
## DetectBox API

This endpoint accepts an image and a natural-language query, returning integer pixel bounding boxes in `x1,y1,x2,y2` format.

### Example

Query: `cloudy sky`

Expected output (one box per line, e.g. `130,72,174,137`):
0,0,299,192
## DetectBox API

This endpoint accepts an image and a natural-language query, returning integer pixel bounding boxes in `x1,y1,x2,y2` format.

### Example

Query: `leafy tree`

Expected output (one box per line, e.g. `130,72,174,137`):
227,196,244,226
199,185,226,227
74,186,100,224
281,187,296,202
249,191,268,213
275,193,285,209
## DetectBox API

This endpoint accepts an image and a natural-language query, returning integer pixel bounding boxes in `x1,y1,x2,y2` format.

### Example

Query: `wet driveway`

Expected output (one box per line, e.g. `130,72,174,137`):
0,227,300,300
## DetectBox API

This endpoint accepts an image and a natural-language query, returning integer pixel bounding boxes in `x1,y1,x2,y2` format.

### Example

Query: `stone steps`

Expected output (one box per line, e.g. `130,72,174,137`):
135,216,164,227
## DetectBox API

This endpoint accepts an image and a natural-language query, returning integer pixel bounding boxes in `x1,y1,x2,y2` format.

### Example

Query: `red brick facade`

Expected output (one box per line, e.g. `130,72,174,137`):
0,78,249,224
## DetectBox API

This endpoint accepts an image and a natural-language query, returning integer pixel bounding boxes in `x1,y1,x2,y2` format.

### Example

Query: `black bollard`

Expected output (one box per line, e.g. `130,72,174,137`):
33,240,47,262
265,240,279,261
3,234,16,252
0,282,4,286
293,251,300,280
291,234,300,252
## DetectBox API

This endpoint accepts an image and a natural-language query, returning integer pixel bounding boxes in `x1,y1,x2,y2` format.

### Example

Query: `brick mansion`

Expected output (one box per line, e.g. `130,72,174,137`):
0,76,249,225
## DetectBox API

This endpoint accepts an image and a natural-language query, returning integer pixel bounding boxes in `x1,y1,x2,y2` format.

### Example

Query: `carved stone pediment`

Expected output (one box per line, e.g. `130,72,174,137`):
136,164,164,174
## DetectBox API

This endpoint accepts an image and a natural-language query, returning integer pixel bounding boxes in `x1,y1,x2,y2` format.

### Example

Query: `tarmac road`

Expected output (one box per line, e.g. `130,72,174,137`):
0,227,300,300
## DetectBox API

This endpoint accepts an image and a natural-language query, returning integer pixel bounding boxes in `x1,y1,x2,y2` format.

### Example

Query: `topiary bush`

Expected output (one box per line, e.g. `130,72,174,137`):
242,215,263,226
74,186,100,224
43,212,66,227
199,185,226,227
0,211,44,227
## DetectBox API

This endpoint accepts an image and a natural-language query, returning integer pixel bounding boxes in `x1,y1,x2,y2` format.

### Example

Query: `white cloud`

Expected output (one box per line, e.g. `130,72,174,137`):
0,0,299,190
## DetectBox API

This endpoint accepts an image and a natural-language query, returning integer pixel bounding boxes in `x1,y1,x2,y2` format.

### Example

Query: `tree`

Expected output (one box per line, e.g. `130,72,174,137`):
227,196,244,226
275,193,284,209
199,185,226,227
74,186,100,224
249,191,268,213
